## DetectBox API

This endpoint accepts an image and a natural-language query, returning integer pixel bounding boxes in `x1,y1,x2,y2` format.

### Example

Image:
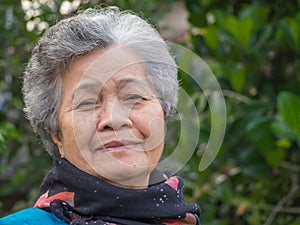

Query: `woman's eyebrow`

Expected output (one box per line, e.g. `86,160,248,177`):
117,78,152,91
72,82,101,98
72,78,149,99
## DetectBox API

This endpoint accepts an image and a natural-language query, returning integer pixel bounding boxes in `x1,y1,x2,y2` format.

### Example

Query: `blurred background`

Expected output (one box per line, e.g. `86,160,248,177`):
0,0,300,224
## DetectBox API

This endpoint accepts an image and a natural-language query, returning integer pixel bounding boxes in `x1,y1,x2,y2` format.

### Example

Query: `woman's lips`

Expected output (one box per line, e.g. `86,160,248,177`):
104,140,125,149
97,140,142,152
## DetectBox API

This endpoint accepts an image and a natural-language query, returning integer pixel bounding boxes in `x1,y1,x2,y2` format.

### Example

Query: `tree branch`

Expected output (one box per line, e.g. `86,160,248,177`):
281,161,300,173
264,173,299,225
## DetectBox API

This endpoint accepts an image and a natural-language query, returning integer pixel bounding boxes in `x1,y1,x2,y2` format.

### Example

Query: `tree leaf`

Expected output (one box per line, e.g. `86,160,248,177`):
277,91,300,133
203,26,218,50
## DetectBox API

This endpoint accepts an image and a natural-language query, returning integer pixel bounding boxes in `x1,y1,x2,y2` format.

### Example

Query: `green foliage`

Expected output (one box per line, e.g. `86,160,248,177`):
0,122,21,171
0,0,300,224
271,91,300,147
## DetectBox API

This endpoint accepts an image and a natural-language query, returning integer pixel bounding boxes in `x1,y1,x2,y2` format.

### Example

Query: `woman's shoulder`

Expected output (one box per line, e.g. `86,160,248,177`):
0,208,67,225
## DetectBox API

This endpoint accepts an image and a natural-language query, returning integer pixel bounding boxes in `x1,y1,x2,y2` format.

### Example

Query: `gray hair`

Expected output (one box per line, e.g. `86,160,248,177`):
23,7,178,156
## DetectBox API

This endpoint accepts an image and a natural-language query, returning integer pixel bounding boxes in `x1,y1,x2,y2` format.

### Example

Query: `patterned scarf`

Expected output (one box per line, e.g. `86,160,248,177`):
34,158,200,225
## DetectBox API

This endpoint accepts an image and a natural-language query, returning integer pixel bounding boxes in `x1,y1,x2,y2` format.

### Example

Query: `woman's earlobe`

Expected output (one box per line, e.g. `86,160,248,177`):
51,133,64,156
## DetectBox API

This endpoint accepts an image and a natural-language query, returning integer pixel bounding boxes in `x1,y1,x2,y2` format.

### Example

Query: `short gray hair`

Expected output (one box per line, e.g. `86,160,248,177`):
23,7,178,156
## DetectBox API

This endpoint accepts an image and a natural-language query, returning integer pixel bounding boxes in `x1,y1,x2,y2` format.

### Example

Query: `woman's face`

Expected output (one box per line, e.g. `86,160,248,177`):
52,46,165,188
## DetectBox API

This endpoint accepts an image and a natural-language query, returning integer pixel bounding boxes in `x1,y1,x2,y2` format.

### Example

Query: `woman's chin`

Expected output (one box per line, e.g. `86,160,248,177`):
78,149,158,188
92,162,152,188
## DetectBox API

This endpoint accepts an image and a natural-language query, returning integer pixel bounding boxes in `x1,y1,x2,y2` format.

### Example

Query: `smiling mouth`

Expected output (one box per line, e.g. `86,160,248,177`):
97,140,141,152
104,140,125,149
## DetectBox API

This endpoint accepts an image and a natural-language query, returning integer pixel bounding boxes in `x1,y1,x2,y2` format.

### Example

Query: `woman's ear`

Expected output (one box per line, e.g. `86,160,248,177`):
51,133,64,157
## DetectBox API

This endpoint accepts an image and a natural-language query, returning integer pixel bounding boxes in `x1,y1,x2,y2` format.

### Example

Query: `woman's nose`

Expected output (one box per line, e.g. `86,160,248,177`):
96,100,133,131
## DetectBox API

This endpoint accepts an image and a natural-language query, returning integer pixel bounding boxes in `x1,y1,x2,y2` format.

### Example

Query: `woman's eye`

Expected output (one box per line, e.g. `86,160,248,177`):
76,100,97,108
124,94,143,102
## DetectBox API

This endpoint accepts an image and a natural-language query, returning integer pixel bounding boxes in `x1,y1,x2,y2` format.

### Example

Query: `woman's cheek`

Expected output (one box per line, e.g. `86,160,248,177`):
132,109,164,151
70,111,96,146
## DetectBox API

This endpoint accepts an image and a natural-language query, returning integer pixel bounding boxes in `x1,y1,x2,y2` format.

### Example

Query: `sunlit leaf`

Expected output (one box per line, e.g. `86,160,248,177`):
203,26,218,50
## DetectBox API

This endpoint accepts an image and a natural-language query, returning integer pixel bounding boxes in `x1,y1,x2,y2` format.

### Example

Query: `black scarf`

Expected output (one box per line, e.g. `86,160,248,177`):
34,158,200,225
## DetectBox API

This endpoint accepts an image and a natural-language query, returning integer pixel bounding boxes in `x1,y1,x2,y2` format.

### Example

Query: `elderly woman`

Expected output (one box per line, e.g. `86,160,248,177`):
0,7,200,225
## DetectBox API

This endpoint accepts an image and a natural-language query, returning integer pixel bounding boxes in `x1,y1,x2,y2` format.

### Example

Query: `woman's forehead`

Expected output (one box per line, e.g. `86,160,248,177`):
63,46,149,90
75,45,144,71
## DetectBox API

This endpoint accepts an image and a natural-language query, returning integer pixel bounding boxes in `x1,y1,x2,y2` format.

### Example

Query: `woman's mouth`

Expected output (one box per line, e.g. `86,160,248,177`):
104,140,125,148
97,140,141,152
